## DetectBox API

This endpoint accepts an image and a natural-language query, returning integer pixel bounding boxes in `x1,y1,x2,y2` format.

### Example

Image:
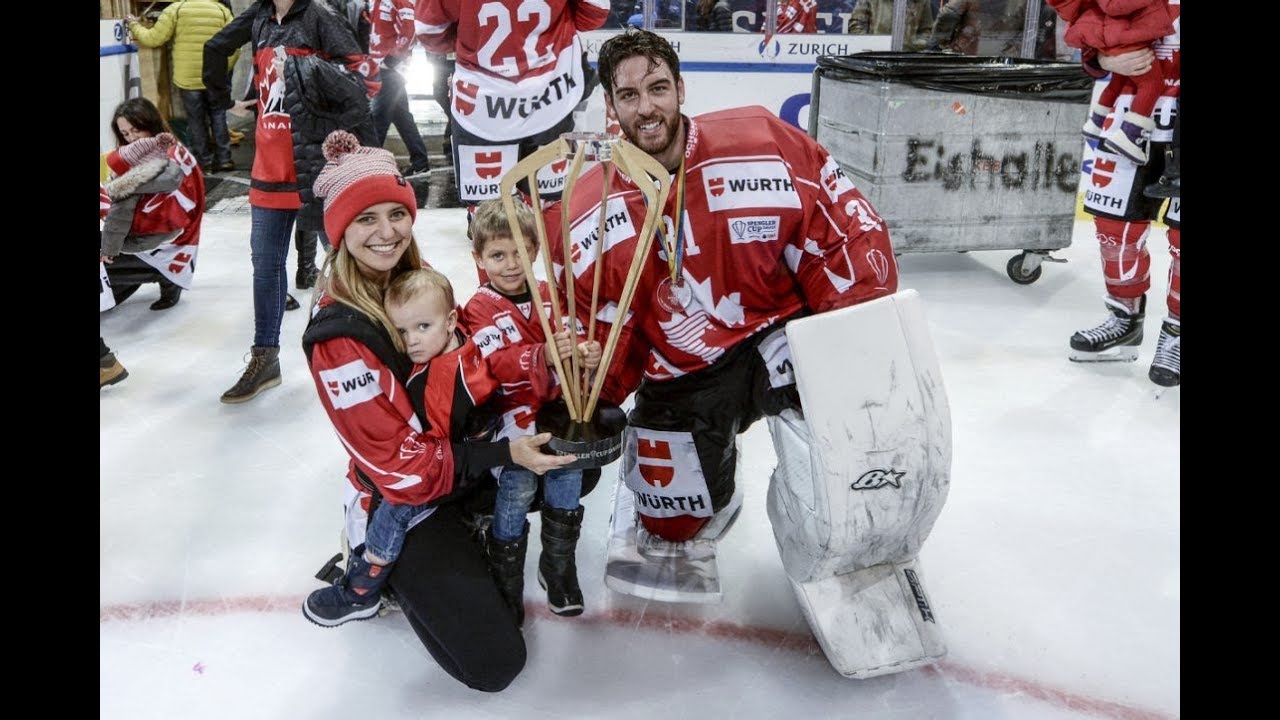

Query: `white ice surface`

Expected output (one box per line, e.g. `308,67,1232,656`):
101,209,1179,720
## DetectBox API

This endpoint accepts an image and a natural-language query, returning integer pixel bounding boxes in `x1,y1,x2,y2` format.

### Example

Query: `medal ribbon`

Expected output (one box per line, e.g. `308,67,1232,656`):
658,154,687,288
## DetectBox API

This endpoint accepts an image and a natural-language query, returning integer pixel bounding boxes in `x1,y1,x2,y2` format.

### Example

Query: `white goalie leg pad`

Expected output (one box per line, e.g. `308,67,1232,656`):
788,558,945,679
767,289,952,677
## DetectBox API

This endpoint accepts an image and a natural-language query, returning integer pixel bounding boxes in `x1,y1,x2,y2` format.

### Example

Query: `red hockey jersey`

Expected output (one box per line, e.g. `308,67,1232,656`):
776,0,818,34
543,106,899,405
309,292,557,505
369,0,415,66
461,282,558,439
110,142,205,249
104,142,205,287
414,0,609,140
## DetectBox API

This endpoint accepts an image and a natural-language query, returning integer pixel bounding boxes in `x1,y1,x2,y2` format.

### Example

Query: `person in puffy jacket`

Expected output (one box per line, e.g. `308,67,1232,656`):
1048,0,1175,164
126,0,240,172
203,0,378,404
102,98,205,312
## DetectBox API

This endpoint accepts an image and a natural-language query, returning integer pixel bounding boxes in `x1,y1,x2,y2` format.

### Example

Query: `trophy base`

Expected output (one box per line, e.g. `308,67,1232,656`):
536,400,627,469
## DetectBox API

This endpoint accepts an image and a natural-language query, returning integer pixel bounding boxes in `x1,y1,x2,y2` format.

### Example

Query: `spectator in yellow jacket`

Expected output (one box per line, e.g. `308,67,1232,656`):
127,0,241,172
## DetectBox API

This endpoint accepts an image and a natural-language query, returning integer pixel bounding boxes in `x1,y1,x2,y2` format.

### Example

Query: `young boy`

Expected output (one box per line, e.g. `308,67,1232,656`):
304,266,570,627
462,199,602,624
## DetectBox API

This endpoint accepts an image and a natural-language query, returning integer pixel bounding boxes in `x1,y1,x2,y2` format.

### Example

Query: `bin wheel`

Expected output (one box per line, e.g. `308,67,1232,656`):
1006,253,1043,285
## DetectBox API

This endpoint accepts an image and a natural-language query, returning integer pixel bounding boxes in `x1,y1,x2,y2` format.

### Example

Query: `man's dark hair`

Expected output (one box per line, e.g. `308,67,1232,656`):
596,28,681,96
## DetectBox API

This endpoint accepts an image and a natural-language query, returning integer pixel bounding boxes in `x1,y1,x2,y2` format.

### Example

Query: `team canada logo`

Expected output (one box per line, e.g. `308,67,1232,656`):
398,434,426,459
1091,158,1116,188
474,151,504,180
707,177,725,197
851,468,904,490
260,47,288,117
454,79,479,116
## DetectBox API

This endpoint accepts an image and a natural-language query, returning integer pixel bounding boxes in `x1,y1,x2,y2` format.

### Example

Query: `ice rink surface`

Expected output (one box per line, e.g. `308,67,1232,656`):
101,208,1179,720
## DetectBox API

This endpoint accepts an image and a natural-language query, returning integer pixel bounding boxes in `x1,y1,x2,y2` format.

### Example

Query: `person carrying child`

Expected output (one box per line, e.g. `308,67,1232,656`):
299,130,574,692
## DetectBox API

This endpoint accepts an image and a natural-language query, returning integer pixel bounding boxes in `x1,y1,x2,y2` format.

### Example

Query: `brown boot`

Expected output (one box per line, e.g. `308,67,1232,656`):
100,352,128,389
220,346,281,404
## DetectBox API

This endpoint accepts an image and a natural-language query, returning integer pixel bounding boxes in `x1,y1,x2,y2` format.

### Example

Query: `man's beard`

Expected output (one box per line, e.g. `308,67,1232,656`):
626,112,680,159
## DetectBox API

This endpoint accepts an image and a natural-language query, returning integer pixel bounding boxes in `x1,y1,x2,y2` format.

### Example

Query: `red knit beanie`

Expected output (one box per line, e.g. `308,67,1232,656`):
312,131,418,248
106,133,177,176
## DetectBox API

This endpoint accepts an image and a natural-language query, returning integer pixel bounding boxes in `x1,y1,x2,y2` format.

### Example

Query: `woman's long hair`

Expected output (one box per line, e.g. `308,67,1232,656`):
110,97,170,147
313,235,426,354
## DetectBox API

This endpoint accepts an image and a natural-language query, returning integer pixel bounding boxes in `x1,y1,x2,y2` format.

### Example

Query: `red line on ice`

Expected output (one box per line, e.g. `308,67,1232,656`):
101,597,1173,720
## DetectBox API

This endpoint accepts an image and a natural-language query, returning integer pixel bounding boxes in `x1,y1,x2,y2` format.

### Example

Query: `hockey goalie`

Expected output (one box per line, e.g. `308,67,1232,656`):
540,29,952,678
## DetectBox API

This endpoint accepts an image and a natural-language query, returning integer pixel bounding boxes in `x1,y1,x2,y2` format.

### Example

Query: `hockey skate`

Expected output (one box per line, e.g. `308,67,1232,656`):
1148,318,1180,387
603,480,743,604
1069,296,1145,363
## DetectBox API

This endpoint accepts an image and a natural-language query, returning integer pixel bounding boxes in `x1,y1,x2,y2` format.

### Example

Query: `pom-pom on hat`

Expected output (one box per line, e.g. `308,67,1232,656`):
106,133,177,176
313,130,417,248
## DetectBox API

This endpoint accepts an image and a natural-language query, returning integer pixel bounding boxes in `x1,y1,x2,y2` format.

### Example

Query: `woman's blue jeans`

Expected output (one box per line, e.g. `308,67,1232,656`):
249,206,297,347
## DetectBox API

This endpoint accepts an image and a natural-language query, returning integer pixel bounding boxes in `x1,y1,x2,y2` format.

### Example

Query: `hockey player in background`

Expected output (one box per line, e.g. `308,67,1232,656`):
368,0,433,177
774,0,818,33
1068,0,1178,387
414,0,609,212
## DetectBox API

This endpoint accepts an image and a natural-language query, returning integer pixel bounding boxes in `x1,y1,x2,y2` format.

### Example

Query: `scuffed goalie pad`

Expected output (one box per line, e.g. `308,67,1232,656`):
790,558,946,679
774,288,952,583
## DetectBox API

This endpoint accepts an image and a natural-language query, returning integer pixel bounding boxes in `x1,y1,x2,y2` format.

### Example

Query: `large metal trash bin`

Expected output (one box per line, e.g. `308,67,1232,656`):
810,53,1094,284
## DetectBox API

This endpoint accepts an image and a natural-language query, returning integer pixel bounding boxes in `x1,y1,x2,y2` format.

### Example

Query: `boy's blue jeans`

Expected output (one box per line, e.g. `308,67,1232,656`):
364,500,434,564
492,467,583,542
